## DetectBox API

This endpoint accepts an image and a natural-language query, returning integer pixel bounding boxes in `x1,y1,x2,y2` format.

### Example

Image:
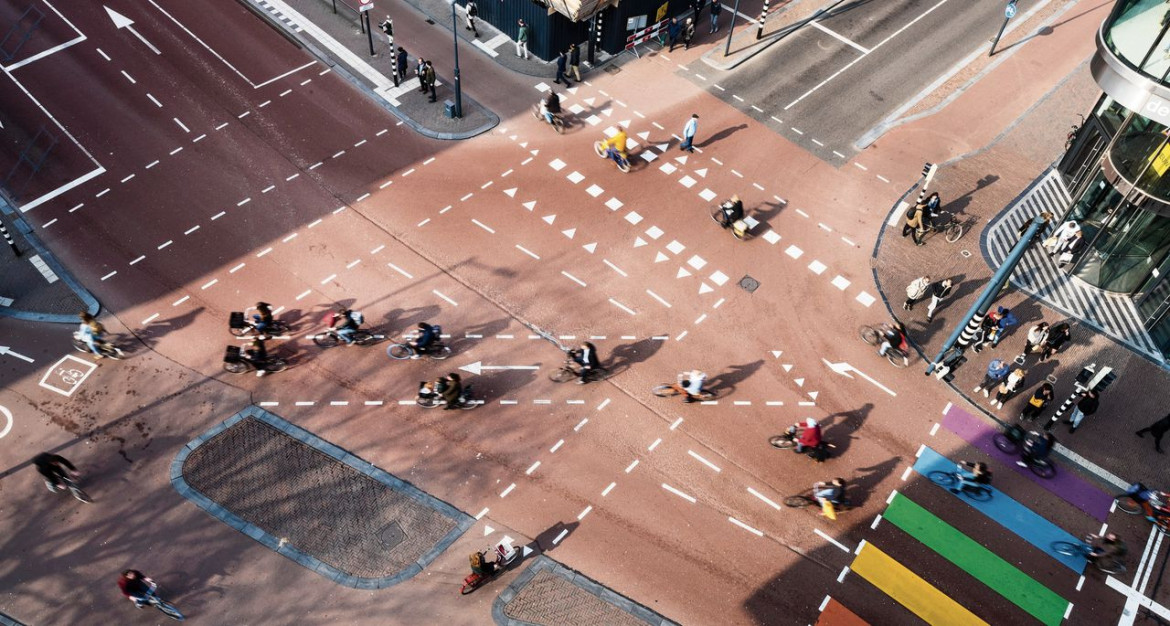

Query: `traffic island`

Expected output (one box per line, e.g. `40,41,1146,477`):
171,405,472,588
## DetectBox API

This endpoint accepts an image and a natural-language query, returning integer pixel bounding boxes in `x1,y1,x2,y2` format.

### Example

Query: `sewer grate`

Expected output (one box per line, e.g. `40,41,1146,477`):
739,275,760,292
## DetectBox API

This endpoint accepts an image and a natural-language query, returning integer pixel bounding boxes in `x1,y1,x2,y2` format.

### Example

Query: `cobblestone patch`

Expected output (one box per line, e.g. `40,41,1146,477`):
172,406,471,588
494,556,677,626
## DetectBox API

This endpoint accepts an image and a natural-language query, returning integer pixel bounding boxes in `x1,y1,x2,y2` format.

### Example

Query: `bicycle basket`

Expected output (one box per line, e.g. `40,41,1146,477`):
224,345,242,363
229,311,246,329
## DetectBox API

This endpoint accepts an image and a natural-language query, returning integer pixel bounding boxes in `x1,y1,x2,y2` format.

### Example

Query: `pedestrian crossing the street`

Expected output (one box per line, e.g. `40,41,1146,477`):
983,169,1163,361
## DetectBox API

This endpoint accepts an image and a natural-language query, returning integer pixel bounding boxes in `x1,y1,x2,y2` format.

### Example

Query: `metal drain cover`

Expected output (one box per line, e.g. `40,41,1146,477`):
378,522,405,549
739,276,760,292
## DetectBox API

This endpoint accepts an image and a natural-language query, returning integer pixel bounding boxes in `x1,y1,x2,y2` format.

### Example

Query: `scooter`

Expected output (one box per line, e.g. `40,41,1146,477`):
460,539,519,594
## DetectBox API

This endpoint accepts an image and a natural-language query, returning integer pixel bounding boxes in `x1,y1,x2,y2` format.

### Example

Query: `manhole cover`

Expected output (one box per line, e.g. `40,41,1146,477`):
378,522,405,549
739,276,760,292
604,65,622,75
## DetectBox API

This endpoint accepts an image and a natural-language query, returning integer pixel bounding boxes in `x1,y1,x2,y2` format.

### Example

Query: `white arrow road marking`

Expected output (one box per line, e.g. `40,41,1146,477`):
104,6,161,54
0,346,35,363
822,359,896,396
459,361,540,376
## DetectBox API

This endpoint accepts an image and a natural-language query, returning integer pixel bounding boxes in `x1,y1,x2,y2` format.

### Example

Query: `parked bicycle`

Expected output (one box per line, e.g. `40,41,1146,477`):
594,138,631,173
531,103,566,133
929,464,993,501
1051,534,1126,574
921,211,964,243
222,345,287,375
548,358,609,383
858,324,909,368
992,424,1057,478
71,332,125,360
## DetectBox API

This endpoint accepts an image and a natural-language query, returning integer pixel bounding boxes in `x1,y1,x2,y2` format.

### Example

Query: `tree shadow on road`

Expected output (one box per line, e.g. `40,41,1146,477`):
706,360,765,396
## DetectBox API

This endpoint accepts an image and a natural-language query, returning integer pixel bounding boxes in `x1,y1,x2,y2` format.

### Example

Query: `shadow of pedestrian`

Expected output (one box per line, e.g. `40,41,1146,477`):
533,521,579,553
819,403,873,459
749,199,785,231
381,305,443,336
706,360,765,396
135,307,204,347
697,124,748,147
944,174,998,215
846,457,902,508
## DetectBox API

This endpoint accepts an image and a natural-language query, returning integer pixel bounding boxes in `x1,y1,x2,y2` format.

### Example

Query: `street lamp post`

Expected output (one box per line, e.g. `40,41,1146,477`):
447,0,463,118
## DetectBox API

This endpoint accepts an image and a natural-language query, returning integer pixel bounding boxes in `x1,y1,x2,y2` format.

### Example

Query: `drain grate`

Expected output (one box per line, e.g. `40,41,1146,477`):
604,64,622,75
378,522,405,549
739,275,760,292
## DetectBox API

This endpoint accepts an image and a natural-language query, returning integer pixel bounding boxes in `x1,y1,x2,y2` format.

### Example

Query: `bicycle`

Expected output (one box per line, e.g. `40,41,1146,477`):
532,104,566,134
138,583,185,621
784,490,852,514
710,207,749,240
991,424,1057,478
229,310,291,338
1051,535,1125,574
387,339,452,360
1115,483,1170,534
418,383,478,410
548,359,609,383
858,325,909,368
928,466,993,501
311,327,385,348
49,473,93,503
921,212,964,243
768,426,833,462
71,333,125,360
652,381,715,400
222,346,287,375
460,540,518,594
594,139,631,173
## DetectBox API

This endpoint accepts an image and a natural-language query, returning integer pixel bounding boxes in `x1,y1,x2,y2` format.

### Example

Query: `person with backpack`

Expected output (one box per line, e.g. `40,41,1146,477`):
1039,322,1072,361
973,358,1010,398
903,201,926,245
903,275,931,311
329,307,361,345
1020,382,1054,421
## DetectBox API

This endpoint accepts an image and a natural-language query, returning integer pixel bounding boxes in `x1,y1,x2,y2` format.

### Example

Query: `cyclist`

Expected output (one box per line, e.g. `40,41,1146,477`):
1087,533,1127,567
252,302,274,335
716,195,745,227
410,322,439,357
813,478,846,506
540,90,561,126
243,338,269,377
793,418,822,454
602,128,628,164
440,372,463,410
877,321,907,358
117,569,156,608
1017,430,1054,468
677,369,707,403
569,341,600,385
33,452,78,493
952,460,992,494
329,307,360,345
78,312,109,359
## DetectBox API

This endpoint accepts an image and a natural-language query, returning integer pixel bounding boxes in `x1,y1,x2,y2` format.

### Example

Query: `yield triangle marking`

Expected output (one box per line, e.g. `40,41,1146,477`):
562,228,576,239
653,252,668,263
503,188,517,198
583,242,597,253
634,237,647,248
771,350,782,358
794,378,805,387
695,168,707,177
676,155,689,164
619,119,631,128
676,267,691,278
637,131,650,140
484,525,495,536
782,364,793,372
522,545,536,557
519,141,528,148
509,135,517,141
657,143,670,152
807,391,819,400
602,108,613,117
583,97,596,106
542,214,556,224
522,201,536,211
568,87,579,95
530,149,539,156
698,282,713,294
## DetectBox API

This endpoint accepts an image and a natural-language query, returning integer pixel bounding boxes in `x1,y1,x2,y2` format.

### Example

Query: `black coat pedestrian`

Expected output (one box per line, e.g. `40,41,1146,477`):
555,51,568,84
1136,413,1170,452
570,44,580,66
396,48,408,81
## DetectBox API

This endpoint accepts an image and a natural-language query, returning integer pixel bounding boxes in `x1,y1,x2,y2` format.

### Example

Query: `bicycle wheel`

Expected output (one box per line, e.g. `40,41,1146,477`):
153,598,185,621
616,157,631,173
387,343,414,360
548,366,576,383
945,223,964,243
588,366,610,382
965,485,993,502
993,433,1019,454
697,389,716,399
1051,541,1083,557
313,332,340,348
552,117,565,134
460,576,482,595
229,325,249,337
1099,559,1127,575
418,397,440,409
928,471,958,488
222,361,249,374
1116,496,1143,515
769,435,795,449
71,337,89,354
1030,461,1057,479
354,330,378,345
784,495,813,509
265,359,288,373
102,344,125,360
68,485,93,504
429,345,452,360
886,350,909,368
652,384,680,397
711,209,727,226
1156,518,1170,535
459,399,479,411
859,325,880,346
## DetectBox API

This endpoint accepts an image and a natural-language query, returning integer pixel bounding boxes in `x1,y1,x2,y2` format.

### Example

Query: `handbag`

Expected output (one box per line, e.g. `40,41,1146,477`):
1042,236,1058,249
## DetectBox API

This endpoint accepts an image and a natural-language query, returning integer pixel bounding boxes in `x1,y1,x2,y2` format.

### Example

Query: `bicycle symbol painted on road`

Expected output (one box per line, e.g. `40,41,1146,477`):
39,355,97,397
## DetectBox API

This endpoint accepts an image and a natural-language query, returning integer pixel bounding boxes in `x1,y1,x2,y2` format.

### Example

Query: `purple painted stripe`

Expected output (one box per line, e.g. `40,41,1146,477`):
942,404,1113,522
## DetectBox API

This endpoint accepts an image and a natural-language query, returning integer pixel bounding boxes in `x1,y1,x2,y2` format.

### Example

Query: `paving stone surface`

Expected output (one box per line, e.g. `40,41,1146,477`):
496,557,676,626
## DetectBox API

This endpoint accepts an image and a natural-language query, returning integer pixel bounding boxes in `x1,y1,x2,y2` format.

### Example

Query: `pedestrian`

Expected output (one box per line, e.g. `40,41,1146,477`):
1044,220,1080,256
396,47,408,88
569,43,582,82
424,61,437,102
709,0,722,33
1057,230,1085,268
693,0,707,20
683,17,696,49
925,277,953,323
1136,412,1170,453
680,113,698,152
1020,382,1054,421
1039,322,1071,362
989,306,1017,348
667,17,681,51
1017,211,1052,244
465,0,479,37
903,275,930,311
973,358,1009,398
1065,389,1099,434
554,49,569,85
516,19,530,59
1019,322,1049,359
902,200,926,246
416,57,427,93
993,367,1026,410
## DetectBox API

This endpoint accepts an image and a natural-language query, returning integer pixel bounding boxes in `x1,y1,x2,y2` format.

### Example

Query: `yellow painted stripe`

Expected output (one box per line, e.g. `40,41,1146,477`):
852,542,988,626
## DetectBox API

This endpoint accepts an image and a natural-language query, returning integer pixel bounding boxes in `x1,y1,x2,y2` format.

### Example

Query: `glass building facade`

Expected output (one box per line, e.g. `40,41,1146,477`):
1059,0,1170,358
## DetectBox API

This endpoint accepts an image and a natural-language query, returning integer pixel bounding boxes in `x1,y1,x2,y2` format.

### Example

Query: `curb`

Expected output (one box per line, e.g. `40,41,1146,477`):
0,196,99,323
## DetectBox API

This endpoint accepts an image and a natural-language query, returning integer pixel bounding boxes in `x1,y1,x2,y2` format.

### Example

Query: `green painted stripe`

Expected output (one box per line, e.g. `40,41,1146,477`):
885,493,1068,626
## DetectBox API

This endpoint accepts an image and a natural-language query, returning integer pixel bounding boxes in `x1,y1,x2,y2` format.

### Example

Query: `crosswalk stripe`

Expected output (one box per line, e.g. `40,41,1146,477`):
851,542,988,626
816,597,869,625
884,493,1069,626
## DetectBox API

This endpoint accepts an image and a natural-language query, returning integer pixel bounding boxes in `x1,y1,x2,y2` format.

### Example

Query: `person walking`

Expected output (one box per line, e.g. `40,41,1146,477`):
709,0,723,32
396,47,409,89
1039,322,1071,362
1057,230,1086,268
903,275,930,311
925,278,953,323
568,43,582,82
1020,382,1054,421
1136,412,1170,453
416,57,427,93
667,17,682,51
424,61,437,102
993,368,1026,411
1044,220,1080,256
693,0,707,19
902,200,926,246
683,17,696,49
680,113,699,152
464,1,479,37
1065,389,1099,434
516,19,530,59
973,358,1010,398
1018,322,1049,360
554,49,569,85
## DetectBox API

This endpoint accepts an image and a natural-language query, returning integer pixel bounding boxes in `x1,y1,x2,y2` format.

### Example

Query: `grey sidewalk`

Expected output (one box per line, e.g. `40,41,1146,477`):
0,196,95,323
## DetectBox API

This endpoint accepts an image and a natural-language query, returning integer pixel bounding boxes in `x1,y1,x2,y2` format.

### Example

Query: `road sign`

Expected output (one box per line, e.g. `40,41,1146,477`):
1005,1,1017,19
360,0,374,12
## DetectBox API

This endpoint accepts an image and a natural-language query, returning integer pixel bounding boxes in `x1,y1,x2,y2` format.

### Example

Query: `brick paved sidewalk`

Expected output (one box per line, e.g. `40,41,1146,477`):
0,197,95,322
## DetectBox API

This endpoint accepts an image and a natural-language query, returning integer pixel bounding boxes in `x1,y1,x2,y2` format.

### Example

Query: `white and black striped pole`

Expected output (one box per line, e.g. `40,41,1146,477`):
917,162,938,205
589,8,604,65
0,222,19,257
380,17,397,86
755,0,769,39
